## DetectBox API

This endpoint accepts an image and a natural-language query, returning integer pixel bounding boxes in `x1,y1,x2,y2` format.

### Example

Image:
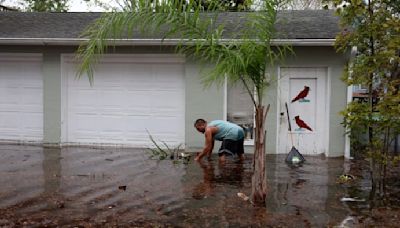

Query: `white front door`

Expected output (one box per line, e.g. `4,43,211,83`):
278,67,328,155
0,54,43,142
62,54,185,147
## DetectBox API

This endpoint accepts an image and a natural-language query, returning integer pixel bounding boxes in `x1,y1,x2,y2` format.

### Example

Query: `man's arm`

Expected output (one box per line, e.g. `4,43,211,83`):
195,127,214,161
206,140,215,159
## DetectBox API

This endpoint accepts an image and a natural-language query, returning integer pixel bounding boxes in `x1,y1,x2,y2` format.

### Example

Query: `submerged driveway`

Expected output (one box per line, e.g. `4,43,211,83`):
0,144,398,227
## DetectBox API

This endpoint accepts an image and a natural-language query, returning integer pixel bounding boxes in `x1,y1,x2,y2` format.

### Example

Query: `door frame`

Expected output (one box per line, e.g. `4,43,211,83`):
276,66,331,155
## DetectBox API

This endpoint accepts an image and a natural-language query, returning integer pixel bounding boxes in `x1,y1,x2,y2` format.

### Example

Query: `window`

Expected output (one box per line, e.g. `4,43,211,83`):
352,84,369,102
227,83,255,144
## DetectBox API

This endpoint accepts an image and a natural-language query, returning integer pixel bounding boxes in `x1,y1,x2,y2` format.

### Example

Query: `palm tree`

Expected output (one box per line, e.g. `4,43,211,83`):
77,0,290,205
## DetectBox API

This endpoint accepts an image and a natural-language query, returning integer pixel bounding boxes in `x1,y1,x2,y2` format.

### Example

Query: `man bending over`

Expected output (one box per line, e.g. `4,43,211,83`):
194,119,245,162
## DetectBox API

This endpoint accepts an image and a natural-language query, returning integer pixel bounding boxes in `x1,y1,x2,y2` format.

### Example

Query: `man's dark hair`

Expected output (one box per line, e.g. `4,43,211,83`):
194,119,206,126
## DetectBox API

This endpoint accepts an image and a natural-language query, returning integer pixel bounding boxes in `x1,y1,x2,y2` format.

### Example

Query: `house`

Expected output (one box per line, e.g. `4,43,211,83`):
0,10,349,157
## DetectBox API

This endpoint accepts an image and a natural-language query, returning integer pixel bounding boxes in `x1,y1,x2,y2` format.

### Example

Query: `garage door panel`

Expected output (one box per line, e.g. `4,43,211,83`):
98,116,125,131
127,64,151,77
128,86,154,92
22,90,42,105
125,118,151,131
71,135,98,143
152,97,182,108
98,138,124,144
0,81,19,88
154,79,184,91
0,89,19,103
93,68,127,86
71,114,100,129
21,78,42,86
126,92,152,103
97,108,124,115
21,127,42,136
126,112,151,117
126,108,151,115
152,107,182,115
0,132,19,139
0,113,20,128
69,87,96,95
153,89,183,95
20,112,42,123
69,90,98,107
145,122,179,132
0,124,41,140
150,118,182,126
0,54,43,142
19,105,42,112
154,64,182,76
128,80,155,89
154,83,183,91
99,91,126,107
64,55,185,147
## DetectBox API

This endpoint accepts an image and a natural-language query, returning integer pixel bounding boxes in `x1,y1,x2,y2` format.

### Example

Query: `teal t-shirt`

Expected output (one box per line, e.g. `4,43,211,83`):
208,120,244,141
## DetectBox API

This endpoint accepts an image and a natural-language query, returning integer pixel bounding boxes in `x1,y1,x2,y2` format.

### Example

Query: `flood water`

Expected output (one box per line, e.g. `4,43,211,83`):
0,144,399,227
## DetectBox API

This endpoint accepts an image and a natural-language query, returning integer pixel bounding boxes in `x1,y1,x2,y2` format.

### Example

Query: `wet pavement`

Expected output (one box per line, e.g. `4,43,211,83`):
0,144,399,227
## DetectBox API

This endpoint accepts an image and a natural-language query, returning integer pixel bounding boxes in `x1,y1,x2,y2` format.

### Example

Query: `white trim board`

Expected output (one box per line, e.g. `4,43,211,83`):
0,38,336,46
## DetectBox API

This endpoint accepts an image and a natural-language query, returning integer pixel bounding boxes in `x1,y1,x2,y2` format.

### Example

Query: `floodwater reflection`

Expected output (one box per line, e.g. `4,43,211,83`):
0,145,399,227
192,159,245,200
42,147,62,209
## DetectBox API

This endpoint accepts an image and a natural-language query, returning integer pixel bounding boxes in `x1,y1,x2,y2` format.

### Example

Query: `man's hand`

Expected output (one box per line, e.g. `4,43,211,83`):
195,152,203,161
195,152,212,161
196,126,216,162
194,152,201,161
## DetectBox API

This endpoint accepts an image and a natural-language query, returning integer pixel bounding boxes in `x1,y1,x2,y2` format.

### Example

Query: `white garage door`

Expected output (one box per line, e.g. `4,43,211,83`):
62,54,185,147
0,54,43,142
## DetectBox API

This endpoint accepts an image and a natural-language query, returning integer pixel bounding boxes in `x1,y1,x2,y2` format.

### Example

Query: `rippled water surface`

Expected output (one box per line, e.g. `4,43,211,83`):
0,145,399,227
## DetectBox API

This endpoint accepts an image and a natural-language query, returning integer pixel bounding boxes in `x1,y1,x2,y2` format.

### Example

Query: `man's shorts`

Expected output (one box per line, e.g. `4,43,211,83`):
218,138,244,157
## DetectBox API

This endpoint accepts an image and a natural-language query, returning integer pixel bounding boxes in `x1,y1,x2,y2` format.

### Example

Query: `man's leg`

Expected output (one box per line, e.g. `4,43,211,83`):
218,139,245,162
218,139,232,163
237,138,245,161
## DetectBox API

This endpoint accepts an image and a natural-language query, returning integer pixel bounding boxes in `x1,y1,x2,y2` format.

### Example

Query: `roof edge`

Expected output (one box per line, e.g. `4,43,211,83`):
0,38,336,46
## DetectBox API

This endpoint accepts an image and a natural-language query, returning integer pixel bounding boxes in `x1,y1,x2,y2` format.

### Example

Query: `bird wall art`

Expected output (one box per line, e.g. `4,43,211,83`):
291,86,310,103
294,115,313,131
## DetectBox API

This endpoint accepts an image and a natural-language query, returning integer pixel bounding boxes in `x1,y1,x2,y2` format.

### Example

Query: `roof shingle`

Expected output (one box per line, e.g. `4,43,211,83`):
0,10,340,41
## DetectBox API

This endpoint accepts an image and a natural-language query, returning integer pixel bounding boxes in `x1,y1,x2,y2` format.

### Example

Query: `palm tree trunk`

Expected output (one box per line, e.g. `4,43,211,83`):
251,105,268,205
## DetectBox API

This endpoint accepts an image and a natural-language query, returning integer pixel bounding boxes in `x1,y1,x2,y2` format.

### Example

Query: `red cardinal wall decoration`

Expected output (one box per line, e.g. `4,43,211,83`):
291,86,310,103
294,115,313,131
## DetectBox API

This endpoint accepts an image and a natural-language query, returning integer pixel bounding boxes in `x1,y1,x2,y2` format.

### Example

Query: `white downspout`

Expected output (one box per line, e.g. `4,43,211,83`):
223,76,228,121
345,85,353,159
344,46,357,159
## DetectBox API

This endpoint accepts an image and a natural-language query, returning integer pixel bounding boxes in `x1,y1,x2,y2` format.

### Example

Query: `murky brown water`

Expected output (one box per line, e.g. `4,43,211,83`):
0,145,399,227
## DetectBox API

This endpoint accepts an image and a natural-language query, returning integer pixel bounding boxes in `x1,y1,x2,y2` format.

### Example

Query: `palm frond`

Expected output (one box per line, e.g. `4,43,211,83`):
77,0,292,106
76,12,133,84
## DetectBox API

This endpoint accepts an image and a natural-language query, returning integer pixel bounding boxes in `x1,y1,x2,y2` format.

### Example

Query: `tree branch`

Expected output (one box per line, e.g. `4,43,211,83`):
263,104,271,123
240,76,257,107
